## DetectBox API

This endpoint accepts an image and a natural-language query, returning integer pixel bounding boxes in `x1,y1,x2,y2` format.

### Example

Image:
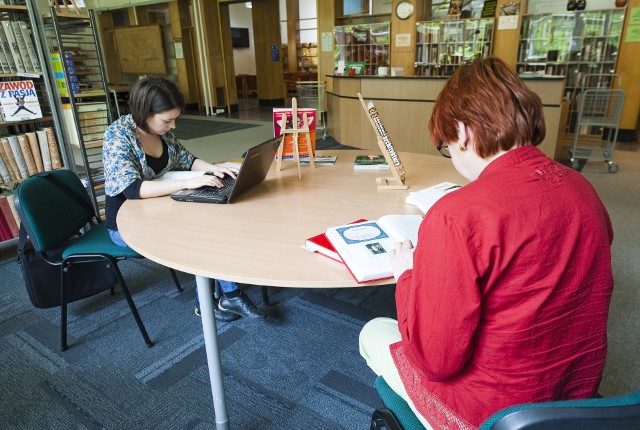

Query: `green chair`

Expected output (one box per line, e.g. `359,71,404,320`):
371,375,640,430
14,169,183,351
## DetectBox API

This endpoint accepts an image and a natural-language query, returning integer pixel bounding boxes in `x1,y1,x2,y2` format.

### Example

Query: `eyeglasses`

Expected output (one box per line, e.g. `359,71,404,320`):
437,142,451,158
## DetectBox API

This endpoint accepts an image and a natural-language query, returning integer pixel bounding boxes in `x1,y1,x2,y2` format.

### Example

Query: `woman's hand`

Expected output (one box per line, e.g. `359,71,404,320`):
389,239,414,281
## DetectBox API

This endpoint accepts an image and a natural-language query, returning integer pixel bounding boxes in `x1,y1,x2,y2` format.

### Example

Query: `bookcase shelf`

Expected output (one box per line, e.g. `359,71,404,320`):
516,8,625,134
414,18,495,77
0,0,67,246
38,6,114,219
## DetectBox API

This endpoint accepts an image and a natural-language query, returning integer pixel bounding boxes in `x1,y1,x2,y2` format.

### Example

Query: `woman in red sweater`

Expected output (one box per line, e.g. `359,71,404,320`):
359,57,614,429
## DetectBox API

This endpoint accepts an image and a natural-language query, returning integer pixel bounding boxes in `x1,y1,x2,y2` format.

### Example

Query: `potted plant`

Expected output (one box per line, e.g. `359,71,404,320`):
377,60,390,77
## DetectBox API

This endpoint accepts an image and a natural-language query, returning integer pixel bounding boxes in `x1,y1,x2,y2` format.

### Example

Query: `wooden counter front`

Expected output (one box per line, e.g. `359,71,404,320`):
327,75,565,160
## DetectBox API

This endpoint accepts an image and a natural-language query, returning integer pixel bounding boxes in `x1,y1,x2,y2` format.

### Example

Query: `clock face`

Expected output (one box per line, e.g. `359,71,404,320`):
396,1,415,20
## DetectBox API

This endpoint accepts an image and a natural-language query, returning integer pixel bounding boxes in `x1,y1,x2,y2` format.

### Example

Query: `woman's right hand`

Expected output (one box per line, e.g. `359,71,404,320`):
182,174,228,190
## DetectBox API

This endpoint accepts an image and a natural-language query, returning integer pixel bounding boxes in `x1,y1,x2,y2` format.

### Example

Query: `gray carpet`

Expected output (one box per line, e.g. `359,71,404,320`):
0,256,395,429
174,118,261,140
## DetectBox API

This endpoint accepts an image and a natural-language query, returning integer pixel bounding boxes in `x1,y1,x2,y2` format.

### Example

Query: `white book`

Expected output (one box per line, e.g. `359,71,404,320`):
0,29,9,73
325,215,423,283
405,182,462,214
1,21,26,73
7,134,28,179
154,162,241,181
10,21,34,73
35,128,52,171
0,152,11,182
17,21,40,72
0,24,16,73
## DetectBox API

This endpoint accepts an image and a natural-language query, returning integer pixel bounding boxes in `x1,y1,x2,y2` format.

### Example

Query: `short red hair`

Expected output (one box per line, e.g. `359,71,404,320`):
429,57,546,158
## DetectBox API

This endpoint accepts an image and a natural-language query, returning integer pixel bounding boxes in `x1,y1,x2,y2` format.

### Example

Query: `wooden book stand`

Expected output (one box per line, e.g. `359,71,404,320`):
276,97,314,179
357,93,408,190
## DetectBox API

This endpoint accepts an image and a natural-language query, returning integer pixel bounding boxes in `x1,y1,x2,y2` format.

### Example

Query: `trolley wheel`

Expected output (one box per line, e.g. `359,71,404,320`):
607,162,619,173
570,158,580,170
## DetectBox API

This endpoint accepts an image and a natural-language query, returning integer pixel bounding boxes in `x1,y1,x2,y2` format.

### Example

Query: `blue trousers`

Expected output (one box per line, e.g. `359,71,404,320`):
108,229,239,294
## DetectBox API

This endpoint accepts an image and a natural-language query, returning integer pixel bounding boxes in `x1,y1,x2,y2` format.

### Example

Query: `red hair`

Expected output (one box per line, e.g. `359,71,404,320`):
429,57,546,158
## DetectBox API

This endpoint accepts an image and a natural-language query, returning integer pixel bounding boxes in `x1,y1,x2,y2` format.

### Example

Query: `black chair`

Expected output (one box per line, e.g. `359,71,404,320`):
14,169,183,351
371,375,640,430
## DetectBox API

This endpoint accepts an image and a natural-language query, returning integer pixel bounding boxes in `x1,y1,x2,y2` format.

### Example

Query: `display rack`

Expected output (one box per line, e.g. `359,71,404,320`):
333,22,389,76
0,0,67,247
516,8,625,133
38,6,115,219
414,18,495,77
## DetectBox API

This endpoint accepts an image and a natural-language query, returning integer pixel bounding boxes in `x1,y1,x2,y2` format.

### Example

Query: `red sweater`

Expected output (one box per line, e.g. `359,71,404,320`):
392,146,613,429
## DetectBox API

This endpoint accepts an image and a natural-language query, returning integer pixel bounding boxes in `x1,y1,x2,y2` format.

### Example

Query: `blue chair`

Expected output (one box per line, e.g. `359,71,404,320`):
371,375,640,430
15,169,183,351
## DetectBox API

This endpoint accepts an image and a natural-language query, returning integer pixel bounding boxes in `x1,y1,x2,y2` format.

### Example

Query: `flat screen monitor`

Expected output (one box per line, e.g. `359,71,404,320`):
231,27,250,48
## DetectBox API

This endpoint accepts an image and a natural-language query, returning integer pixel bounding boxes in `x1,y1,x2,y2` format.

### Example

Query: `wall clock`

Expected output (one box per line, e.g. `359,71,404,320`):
395,1,415,20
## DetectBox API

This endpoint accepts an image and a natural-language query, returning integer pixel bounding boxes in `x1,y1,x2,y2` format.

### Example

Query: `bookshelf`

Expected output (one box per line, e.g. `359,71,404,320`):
0,1,67,246
516,9,625,134
333,22,390,76
414,18,495,77
39,6,115,219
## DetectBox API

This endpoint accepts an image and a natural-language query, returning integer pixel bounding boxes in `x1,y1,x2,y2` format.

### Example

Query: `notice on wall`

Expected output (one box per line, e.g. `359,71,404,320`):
395,33,411,48
322,32,333,52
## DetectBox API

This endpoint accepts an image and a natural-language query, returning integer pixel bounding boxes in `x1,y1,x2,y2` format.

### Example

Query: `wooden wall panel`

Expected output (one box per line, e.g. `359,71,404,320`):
617,0,640,131
252,0,285,102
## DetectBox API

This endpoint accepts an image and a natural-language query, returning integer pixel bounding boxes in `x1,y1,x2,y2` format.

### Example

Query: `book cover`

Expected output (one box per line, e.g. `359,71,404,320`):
304,218,367,263
300,155,337,165
0,153,10,182
272,108,316,159
0,28,9,73
326,215,423,283
10,21,34,73
0,137,20,180
17,133,37,176
7,134,28,179
0,80,43,122
353,154,389,170
44,127,63,169
0,205,11,241
25,131,43,173
1,20,26,73
6,194,21,229
35,128,51,171
0,24,17,73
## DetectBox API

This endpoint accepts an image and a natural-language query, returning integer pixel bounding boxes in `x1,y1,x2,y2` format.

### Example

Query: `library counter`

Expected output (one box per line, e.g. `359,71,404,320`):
326,75,565,160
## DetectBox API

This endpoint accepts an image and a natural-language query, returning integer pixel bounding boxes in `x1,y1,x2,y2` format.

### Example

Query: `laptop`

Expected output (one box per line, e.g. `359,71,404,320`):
171,136,281,203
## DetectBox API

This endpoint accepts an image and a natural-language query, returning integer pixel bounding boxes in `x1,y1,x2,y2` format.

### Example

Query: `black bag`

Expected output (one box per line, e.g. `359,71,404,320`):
16,172,119,309
17,225,119,309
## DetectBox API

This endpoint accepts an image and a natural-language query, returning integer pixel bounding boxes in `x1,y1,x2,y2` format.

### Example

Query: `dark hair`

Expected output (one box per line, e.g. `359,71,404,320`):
429,57,546,158
128,76,185,133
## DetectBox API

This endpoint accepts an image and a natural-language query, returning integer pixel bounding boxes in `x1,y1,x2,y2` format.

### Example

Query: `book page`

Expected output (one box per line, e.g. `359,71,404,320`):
377,214,423,246
405,182,462,214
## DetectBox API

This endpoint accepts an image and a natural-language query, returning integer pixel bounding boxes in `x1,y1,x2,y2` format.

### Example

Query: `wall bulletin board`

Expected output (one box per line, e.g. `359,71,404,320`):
114,25,167,75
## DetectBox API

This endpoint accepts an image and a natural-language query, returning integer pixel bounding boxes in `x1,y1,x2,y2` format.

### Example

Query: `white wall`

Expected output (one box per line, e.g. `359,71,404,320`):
229,3,256,75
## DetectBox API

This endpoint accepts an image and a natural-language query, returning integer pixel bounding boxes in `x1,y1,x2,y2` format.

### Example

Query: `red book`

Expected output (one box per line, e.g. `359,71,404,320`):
304,219,367,263
0,195,19,238
0,205,12,241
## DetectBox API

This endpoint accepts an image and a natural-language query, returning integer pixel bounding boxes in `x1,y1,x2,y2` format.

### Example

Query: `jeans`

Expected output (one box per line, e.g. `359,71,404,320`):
108,229,239,294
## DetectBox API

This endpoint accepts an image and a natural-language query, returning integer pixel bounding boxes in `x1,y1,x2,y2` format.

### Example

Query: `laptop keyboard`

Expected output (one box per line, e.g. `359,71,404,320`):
191,175,235,197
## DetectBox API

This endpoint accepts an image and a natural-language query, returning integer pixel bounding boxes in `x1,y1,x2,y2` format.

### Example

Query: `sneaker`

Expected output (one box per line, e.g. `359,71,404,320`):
195,301,240,322
218,292,265,319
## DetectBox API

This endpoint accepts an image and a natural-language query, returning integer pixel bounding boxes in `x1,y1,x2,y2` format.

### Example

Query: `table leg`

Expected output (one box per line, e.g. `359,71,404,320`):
195,275,229,429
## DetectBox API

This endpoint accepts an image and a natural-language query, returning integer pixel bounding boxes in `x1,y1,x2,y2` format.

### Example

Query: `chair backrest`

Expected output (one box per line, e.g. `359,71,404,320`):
479,389,640,430
14,170,96,253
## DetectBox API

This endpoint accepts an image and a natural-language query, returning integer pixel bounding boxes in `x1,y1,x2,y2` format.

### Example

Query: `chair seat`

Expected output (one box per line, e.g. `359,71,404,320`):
62,224,142,259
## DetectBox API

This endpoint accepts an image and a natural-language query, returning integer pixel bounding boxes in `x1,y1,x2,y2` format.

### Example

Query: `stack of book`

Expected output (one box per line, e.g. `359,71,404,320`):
0,19,41,74
0,127,63,184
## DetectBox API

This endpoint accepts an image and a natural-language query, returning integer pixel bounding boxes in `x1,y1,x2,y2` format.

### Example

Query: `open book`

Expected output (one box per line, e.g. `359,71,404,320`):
325,215,423,283
405,182,462,214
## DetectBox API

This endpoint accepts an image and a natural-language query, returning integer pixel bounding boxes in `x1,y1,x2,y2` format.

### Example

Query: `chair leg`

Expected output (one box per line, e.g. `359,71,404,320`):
60,266,69,351
111,262,154,347
261,285,270,306
169,268,183,292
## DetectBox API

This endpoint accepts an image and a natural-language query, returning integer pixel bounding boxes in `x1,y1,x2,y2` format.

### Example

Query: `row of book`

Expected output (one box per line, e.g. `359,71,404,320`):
0,19,41,75
0,193,19,241
0,127,63,184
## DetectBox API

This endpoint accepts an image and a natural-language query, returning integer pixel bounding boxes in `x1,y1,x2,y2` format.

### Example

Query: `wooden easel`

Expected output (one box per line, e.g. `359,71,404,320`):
357,93,408,190
276,97,314,179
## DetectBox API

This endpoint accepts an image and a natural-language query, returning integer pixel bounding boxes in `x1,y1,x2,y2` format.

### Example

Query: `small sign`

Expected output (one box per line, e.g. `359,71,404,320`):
174,39,184,59
498,15,519,30
395,33,411,48
322,32,333,52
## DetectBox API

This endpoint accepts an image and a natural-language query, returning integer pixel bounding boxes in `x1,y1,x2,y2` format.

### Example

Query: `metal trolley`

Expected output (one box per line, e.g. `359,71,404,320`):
570,88,625,173
296,81,326,139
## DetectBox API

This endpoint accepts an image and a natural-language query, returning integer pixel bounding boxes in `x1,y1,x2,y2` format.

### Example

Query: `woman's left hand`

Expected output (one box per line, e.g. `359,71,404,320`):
207,165,238,180
389,240,414,281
